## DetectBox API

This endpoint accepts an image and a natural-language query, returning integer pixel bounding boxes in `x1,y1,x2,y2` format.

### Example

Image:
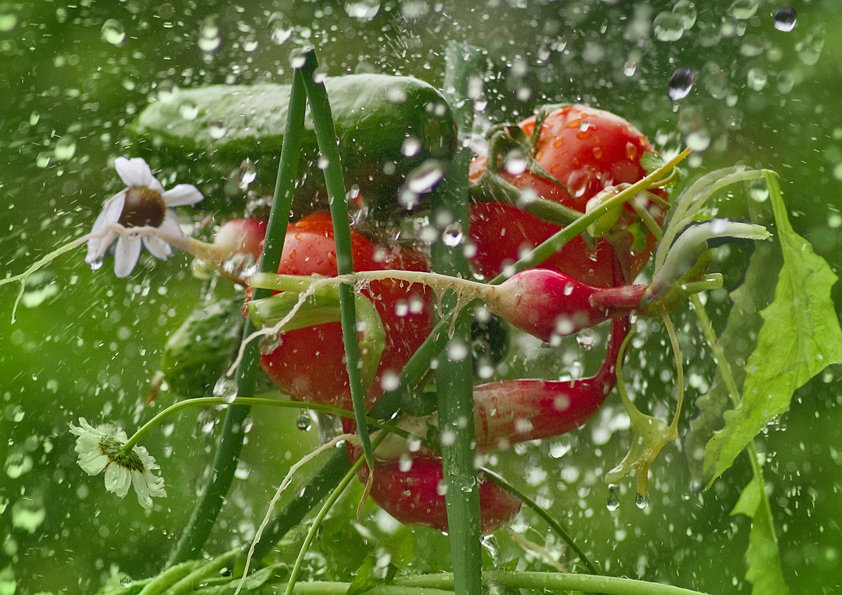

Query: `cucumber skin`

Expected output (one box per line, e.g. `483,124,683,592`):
130,74,456,215
160,297,245,397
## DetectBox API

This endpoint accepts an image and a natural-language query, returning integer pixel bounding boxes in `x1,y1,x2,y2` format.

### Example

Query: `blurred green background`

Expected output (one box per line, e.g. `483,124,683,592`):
1,0,840,593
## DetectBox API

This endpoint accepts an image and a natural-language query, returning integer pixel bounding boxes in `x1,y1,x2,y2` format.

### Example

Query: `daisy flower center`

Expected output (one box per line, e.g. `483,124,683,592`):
98,434,145,472
118,186,166,228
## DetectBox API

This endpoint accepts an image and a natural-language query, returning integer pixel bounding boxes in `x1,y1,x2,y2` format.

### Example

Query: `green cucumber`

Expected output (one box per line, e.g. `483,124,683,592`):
130,74,456,216
160,297,246,397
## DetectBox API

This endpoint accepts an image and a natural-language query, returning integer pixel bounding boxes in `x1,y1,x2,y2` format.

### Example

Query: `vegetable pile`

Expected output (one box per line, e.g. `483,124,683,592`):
6,47,840,595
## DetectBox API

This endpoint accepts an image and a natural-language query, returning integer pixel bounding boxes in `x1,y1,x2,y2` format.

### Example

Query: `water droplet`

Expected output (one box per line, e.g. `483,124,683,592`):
668,67,695,101
773,6,797,32
213,376,238,403
502,150,528,176
406,159,444,194
198,20,221,53
635,492,650,509
623,59,637,77
380,371,400,392
289,48,307,69
21,271,59,308
796,29,824,66
747,67,768,91
296,410,312,431
398,453,412,472
101,19,126,46
673,0,697,30
442,223,464,247
685,129,711,152
268,12,293,44
729,0,758,20
607,484,620,511
208,121,227,139
53,136,76,160
653,11,685,42
11,500,45,533
88,257,104,271
446,340,469,362
401,136,421,157
576,329,597,350
345,0,381,21
5,451,33,479
748,179,769,202
179,101,199,121
0,11,18,32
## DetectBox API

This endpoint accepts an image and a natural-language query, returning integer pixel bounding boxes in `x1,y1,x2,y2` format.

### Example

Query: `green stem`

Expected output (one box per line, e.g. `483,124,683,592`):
167,63,307,565
482,469,600,575
491,147,691,282
170,550,240,594
688,292,782,563
434,40,485,595
284,433,387,595
395,570,710,594
299,49,374,470
121,395,416,454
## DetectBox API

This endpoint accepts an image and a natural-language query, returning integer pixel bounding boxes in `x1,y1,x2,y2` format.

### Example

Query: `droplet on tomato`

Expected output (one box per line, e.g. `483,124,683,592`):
667,67,695,101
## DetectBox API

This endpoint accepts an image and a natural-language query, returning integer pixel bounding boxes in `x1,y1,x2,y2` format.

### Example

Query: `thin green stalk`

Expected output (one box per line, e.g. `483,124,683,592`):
122,395,417,454
284,433,388,595
482,468,600,575
170,550,240,594
395,570,710,594
689,293,782,559
298,48,374,470
494,147,691,282
168,64,307,565
428,40,485,595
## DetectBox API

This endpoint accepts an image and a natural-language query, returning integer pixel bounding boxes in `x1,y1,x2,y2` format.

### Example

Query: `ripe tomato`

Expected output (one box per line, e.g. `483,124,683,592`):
469,104,663,287
259,212,431,409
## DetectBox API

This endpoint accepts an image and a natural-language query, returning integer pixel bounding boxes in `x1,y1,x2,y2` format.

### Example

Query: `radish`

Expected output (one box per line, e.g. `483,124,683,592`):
356,452,521,534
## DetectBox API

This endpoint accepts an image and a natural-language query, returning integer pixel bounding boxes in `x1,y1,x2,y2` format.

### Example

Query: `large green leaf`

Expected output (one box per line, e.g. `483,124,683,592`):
703,172,842,484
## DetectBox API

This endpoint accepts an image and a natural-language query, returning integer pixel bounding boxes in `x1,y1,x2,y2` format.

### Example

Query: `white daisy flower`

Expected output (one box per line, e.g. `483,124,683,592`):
86,157,203,277
69,417,167,510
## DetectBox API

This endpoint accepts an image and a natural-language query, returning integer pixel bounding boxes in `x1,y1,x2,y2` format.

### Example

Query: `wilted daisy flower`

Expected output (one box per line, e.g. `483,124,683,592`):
69,417,166,510
86,157,203,277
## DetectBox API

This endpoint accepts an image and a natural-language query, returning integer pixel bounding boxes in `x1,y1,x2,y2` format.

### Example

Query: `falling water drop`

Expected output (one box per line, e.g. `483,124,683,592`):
101,19,126,46
773,7,796,31
668,67,695,101
296,410,312,431
652,11,685,42
406,159,445,194
635,492,651,510
345,0,381,21
607,484,620,511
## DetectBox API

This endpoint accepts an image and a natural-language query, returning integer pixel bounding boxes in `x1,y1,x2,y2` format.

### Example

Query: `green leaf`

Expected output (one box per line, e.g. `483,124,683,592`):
703,171,842,484
346,554,398,595
731,473,790,595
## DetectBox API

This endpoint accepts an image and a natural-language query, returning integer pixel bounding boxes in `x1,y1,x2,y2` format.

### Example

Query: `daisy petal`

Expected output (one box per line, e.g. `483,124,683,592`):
114,157,163,193
162,184,203,207
143,234,173,260
158,211,187,239
113,236,142,278
104,464,132,498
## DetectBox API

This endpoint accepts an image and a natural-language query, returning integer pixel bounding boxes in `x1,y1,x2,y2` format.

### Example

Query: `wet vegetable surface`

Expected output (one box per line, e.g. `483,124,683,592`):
1,2,842,594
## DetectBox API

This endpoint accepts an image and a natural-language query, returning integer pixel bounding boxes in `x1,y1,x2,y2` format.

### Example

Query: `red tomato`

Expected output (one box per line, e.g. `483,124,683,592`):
469,104,663,287
259,212,431,409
